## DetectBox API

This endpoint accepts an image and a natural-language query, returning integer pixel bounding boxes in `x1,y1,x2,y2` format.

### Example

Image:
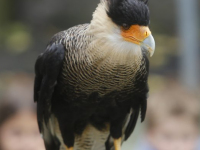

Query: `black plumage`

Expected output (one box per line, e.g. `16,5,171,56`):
107,0,150,27
34,0,154,150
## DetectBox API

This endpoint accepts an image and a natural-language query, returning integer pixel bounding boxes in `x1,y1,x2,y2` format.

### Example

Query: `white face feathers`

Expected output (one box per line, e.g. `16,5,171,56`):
89,1,143,58
88,0,155,58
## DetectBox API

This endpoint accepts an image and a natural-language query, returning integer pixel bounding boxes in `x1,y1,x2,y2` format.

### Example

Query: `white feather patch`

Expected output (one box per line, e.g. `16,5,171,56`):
88,1,143,63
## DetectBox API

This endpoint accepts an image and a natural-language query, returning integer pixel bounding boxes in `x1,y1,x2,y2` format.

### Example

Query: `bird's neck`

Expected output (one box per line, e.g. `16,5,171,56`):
89,0,111,36
87,1,143,65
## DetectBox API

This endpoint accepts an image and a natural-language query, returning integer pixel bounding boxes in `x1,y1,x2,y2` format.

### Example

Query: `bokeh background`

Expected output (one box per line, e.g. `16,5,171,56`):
0,0,199,150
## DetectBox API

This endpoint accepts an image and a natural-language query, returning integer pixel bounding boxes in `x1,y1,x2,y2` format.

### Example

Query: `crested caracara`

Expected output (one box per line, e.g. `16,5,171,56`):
34,0,155,150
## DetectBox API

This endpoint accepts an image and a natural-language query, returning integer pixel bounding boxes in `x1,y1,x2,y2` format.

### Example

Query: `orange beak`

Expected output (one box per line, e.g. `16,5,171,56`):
121,25,151,45
121,25,155,57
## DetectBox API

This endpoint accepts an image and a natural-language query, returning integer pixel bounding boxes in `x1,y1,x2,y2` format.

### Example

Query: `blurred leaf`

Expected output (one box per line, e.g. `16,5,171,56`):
4,23,33,54
150,34,178,68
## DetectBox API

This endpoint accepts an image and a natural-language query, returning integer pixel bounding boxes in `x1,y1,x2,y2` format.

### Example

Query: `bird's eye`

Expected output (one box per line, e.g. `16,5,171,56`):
122,23,130,30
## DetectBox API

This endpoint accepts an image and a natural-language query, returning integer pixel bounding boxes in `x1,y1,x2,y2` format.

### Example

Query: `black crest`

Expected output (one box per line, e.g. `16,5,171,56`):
107,0,150,27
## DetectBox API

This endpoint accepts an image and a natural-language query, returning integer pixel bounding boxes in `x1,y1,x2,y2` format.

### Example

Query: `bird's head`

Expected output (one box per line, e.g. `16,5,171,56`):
90,0,155,57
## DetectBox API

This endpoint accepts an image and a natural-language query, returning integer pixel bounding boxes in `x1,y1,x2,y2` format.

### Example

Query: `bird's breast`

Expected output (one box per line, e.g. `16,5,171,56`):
61,52,144,96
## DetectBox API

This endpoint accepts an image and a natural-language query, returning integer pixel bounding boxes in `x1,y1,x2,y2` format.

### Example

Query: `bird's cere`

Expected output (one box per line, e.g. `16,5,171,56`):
121,25,155,57
121,25,151,45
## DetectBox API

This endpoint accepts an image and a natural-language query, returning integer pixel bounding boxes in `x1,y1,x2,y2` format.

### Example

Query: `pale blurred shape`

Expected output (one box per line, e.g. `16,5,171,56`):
0,109,45,150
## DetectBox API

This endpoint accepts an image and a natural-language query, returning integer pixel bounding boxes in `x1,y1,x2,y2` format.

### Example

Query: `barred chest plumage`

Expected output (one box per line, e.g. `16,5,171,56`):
52,24,148,104
61,55,145,96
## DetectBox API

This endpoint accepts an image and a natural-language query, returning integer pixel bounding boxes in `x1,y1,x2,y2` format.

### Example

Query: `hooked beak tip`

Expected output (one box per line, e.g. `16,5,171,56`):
141,34,155,57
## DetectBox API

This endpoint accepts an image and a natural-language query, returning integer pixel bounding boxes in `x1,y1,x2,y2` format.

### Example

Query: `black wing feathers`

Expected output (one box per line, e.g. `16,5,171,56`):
34,43,65,129
124,108,140,140
34,54,43,103
124,54,149,141
140,95,147,122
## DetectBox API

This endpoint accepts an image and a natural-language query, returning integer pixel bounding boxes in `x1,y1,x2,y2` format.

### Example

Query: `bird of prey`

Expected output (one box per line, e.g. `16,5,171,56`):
34,0,155,150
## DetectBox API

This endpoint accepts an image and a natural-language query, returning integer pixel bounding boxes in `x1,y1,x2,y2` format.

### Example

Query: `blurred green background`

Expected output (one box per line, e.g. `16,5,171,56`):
0,0,199,149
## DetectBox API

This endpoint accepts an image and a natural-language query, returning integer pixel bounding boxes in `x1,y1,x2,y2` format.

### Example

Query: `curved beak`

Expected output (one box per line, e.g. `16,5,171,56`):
121,25,156,57
141,34,155,57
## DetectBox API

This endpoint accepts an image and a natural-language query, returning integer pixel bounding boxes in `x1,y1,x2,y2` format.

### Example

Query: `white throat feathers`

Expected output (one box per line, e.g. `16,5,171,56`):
88,0,143,65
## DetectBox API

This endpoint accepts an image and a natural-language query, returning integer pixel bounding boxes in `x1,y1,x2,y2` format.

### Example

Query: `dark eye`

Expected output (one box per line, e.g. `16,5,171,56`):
122,23,130,30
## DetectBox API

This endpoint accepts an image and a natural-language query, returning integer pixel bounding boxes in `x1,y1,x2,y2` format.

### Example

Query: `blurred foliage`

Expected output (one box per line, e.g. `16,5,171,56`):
4,23,32,53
